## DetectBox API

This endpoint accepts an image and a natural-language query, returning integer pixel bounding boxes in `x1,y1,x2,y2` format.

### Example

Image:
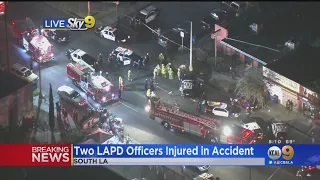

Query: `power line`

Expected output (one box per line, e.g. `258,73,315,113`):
225,37,280,52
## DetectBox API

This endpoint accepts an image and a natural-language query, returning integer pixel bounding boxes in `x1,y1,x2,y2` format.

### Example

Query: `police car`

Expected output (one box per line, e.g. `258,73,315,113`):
131,5,160,28
41,29,71,44
240,117,269,139
95,26,130,43
271,122,287,139
182,166,210,178
110,47,142,66
179,74,204,98
66,48,97,67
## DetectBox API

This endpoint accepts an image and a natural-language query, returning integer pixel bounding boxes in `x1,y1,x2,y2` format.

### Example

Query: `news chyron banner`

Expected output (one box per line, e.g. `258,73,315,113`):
0,144,320,166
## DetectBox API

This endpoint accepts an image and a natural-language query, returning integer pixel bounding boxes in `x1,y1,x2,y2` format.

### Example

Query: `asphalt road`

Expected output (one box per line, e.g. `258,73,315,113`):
1,2,310,180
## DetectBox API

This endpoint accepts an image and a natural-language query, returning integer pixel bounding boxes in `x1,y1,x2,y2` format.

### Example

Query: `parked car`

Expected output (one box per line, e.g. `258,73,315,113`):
41,29,71,44
10,63,38,86
130,4,161,29
200,9,230,30
57,85,86,107
95,25,131,43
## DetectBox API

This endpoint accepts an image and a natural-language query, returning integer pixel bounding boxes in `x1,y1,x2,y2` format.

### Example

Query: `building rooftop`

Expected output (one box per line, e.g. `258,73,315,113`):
0,70,28,99
220,3,320,64
266,45,320,93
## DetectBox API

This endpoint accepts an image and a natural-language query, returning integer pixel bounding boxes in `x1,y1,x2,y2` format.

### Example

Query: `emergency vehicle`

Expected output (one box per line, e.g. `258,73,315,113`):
12,17,37,40
0,2,5,15
131,4,160,29
271,122,287,140
66,48,97,67
95,26,130,43
240,117,268,140
194,173,215,180
22,31,54,62
110,46,143,66
66,61,116,103
146,97,257,144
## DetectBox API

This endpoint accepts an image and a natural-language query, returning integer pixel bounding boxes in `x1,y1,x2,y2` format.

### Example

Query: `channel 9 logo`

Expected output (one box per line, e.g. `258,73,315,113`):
267,145,294,165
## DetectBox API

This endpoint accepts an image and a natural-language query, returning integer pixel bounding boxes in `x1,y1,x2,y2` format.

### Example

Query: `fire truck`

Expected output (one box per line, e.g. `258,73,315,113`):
146,97,257,144
12,17,37,40
67,60,116,103
22,32,54,62
0,2,5,16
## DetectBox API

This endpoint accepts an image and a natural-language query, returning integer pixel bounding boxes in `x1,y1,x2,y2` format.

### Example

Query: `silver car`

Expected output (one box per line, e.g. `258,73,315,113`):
57,85,86,107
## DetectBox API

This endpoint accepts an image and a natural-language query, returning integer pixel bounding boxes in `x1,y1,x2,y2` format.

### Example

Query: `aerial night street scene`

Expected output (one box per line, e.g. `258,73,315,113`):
1,1,320,180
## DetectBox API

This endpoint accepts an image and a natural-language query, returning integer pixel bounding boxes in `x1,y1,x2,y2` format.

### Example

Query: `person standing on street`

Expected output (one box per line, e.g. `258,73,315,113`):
161,64,167,78
168,68,174,80
105,71,109,80
128,69,132,81
119,76,123,89
118,89,122,100
150,79,155,91
145,79,149,91
146,89,151,98
177,68,181,81
159,53,164,65
153,67,157,80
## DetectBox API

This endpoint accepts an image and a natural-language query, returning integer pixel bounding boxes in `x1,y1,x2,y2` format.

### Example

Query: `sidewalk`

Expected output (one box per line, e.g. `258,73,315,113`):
45,2,151,25
168,41,318,140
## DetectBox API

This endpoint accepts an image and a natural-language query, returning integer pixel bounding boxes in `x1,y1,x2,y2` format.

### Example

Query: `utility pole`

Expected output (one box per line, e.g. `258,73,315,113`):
189,21,193,72
211,29,221,67
4,2,9,71
87,1,91,15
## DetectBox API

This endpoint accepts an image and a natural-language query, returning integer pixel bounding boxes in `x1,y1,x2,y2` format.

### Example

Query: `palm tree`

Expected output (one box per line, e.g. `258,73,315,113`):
235,67,269,108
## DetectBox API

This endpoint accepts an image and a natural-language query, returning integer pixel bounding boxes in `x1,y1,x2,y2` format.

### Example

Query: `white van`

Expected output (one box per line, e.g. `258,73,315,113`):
11,63,38,86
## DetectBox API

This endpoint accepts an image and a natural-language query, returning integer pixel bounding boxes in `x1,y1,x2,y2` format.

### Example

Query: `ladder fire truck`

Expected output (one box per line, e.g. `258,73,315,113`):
23,32,54,62
146,98,257,144
67,60,116,103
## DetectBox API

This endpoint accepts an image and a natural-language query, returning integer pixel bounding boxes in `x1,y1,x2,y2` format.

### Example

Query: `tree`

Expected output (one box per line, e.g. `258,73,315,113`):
235,68,269,108
49,84,55,132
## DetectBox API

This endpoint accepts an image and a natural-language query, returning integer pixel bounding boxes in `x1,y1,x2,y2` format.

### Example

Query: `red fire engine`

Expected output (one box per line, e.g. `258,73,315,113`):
146,98,257,144
23,32,54,62
0,2,5,16
67,61,116,103
12,17,37,40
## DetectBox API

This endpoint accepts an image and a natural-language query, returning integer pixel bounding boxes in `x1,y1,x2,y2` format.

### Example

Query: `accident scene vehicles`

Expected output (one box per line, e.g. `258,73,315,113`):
10,63,38,86
182,166,210,179
130,4,160,29
194,173,215,180
41,29,71,44
22,31,54,62
57,85,86,107
67,61,116,103
12,17,37,39
95,26,131,43
146,97,258,144
179,73,204,98
110,47,143,66
0,2,5,16
271,122,288,139
66,48,97,67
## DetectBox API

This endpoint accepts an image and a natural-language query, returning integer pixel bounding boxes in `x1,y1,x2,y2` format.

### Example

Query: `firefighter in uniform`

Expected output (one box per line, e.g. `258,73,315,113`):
168,68,174,80
150,91,156,98
128,69,132,81
166,63,171,72
177,68,181,81
146,89,151,98
153,67,157,80
156,64,161,75
161,64,167,78
159,53,164,65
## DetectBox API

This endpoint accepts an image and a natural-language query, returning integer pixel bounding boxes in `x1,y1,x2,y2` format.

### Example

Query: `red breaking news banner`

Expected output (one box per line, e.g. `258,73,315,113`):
0,144,72,166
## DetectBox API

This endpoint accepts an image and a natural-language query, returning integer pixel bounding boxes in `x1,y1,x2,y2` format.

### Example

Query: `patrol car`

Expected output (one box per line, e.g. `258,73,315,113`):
66,48,97,67
131,4,160,28
240,117,269,139
41,29,71,44
95,26,130,43
182,166,210,178
179,73,204,98
10,63,38,86
110,47,143,66
271,122,287,139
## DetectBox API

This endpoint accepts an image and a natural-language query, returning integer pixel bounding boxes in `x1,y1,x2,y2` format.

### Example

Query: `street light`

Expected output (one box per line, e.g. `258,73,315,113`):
185,21,193,72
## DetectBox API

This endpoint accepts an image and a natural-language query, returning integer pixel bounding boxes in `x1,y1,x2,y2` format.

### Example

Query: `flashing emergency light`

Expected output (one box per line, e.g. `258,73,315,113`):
145,105,151,112
102,97,106,102
223,126,232,136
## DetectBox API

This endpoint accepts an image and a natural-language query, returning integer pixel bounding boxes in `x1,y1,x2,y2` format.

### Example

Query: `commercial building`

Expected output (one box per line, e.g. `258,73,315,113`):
263,45,320,118
0,70,33,128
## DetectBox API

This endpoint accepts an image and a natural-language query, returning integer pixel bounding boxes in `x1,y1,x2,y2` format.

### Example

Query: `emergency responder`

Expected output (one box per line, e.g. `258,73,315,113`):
105,72,109,80
145,79,148,91
177,68,181,81
150,91,156,98
159,53,164,65
156,64,161,76
153,67,157,80
94,61,99,72
128,69,132,81
119,76,123,89
161,64,167,78
168,68,174,80
138,58,143,69
145,53,150,65
166,63,171,72
100,70,102,76
146,89,151,98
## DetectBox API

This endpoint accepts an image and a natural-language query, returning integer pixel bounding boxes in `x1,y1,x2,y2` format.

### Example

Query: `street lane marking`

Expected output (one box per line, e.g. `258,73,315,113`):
120,101,138,112
267,167,281,180
155,85,169,93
